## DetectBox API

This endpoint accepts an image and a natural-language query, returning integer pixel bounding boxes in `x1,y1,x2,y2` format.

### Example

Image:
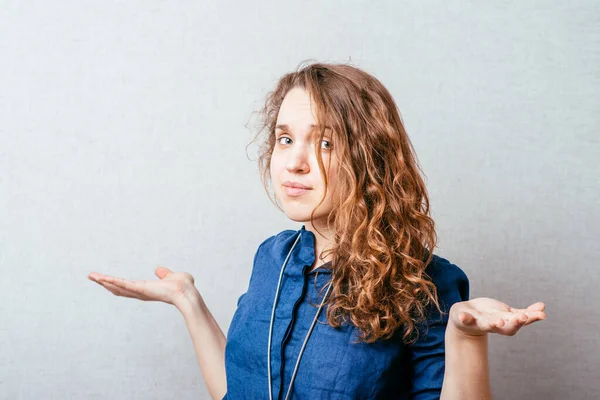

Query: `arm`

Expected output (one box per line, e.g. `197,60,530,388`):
176,236,274,399
89,268,230,399
440,324,491,400
440,297,547,400
176,290,228,400
406,260,470,400
405,255,546,400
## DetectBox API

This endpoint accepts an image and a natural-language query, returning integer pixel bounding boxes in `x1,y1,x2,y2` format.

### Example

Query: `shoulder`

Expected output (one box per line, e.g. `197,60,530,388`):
253,228,298,259
249,228,304,274
424,254,470,312
239,229,299,302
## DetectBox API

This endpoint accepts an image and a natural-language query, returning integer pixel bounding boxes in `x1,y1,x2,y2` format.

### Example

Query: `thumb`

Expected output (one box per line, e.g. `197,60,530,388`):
155,266,173,279
458,311,477,325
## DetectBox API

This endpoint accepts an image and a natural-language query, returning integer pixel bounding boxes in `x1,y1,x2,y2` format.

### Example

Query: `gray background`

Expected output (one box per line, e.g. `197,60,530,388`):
1,1,598,399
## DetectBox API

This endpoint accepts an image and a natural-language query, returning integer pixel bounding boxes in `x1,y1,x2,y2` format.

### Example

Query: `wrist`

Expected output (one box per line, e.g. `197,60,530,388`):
446,321,488,342
175,286,205,315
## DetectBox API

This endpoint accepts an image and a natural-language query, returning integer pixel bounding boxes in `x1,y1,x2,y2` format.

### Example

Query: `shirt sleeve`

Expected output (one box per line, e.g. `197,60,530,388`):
223,235,276,400
407,257,470,400
233,235,275,308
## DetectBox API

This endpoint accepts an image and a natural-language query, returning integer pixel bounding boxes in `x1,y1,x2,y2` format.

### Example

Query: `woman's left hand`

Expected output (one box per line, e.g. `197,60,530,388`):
449,297,547,337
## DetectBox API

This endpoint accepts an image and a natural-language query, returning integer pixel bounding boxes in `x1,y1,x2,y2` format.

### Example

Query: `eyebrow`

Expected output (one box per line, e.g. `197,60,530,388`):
276,123,316,130
275,124,331,132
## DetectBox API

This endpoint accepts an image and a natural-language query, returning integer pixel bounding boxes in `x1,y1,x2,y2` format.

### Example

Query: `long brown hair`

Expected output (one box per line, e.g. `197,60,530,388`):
247,60,443,344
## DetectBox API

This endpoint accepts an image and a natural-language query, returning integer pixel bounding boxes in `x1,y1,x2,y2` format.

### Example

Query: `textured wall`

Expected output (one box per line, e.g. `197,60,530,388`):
0,1,597,399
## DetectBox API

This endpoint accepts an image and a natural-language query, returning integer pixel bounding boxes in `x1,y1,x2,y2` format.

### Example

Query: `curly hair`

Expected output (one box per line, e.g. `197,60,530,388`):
246,60,443,344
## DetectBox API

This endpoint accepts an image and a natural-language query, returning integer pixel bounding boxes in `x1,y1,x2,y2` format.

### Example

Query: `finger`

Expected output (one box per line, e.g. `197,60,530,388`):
474,316,505,334
491,310,527,323
490,317,506,331
467,311,503,331
99,276,144,292
503,312,529,325
88,272,104,282
464,313,512,335
490,314,527,336
97,281,137,299
527,302,545,311
98,280,154,301
458,311,477,325
495,310,545,328
493,323,522,336
100,276,154,300
516,313,529,325
522,311,547,326
509,302,545,313
155,266,173,279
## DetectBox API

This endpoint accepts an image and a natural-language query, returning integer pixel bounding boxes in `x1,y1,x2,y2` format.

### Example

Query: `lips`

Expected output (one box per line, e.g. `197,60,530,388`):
283,186,310,196
283,181,312,189
282,181,312,197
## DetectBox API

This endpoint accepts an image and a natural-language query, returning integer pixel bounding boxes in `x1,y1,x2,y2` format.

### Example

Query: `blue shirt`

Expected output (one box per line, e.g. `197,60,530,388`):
223,225,469,399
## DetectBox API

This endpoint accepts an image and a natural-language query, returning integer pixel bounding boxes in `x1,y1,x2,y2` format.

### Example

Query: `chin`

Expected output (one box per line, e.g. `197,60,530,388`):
282,206,331,223
282,210,314,223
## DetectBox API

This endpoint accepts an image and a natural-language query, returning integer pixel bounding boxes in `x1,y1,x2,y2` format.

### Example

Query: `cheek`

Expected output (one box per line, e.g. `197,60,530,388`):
325,178,337,198
324,162,338,188
270,158,283,183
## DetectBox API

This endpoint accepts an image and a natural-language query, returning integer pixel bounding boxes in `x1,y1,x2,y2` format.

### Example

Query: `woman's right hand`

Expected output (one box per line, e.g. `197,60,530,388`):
88,267,199,310
90,267,227,399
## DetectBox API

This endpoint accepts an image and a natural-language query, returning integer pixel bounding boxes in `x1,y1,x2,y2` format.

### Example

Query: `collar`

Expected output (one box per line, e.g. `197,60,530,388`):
299,225,333,276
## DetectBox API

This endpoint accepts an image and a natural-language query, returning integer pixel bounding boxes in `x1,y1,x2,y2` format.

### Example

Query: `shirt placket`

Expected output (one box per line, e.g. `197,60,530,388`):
271,262,309,400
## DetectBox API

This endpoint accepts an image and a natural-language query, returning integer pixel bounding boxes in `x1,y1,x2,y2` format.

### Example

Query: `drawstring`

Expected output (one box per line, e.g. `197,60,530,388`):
267,231,332,400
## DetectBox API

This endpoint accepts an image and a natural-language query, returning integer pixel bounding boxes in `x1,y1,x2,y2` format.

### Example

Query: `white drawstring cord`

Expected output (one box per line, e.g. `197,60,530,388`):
283,281,332,400
267,232,302,400
267,231,333,400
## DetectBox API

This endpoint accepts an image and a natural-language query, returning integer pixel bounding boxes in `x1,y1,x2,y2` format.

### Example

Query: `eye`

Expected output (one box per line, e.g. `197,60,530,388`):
277,136,292,145
322,139,333,150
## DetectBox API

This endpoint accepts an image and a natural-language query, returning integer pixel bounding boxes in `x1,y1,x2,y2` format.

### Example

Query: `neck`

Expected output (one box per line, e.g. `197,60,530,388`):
304,220,334,272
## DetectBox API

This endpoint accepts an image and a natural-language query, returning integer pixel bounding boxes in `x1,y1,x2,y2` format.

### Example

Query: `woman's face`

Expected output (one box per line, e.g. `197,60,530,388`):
270,87,338,224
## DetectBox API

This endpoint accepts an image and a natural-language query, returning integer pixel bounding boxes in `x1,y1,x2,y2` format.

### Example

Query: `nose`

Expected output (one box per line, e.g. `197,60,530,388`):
285,143,310,174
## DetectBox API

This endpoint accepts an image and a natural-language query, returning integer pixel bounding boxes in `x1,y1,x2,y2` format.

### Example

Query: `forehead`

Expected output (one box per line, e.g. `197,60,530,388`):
275,87,319,131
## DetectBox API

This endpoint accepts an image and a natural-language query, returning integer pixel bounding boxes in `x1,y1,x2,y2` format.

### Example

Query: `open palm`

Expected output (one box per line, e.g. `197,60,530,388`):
88,267,197,308
450,297,547,337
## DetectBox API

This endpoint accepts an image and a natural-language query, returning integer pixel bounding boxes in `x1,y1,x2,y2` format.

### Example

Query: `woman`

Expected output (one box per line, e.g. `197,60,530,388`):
88,62,546,399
